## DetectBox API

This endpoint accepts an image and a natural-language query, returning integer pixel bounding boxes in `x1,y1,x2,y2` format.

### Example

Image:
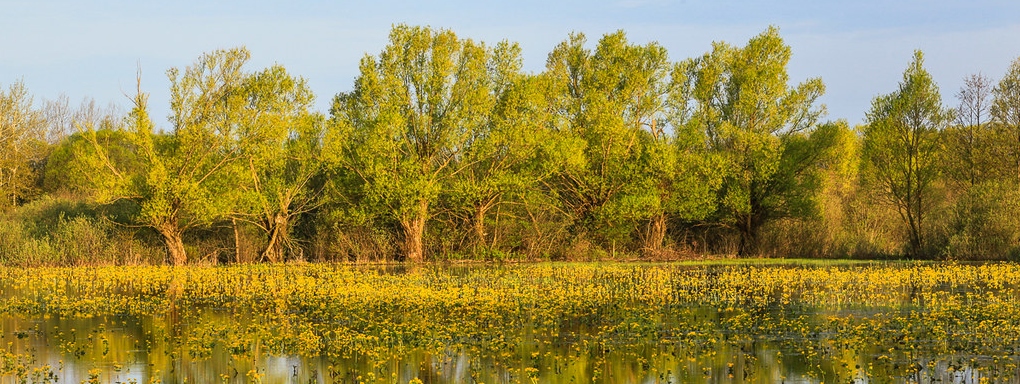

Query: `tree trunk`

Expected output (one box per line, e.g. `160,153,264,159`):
233,218,241,263
736,216,759,258
403,215,426,262
906,221,922,258
473,205,487,251
907,204,924,258
643,213,667,257
262,213,287,263
159,227,187,266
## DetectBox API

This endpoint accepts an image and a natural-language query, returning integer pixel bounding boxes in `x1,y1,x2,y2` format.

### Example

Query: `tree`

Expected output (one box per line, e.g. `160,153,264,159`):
992,56,1020,186
673,27,827,256
632,116,721,256
328,25,494,262
445,41,557,252
0,81,47,210
862,50,952,257
76,48,264,265
543,30,691,250
233,65,322,262
42,100,127,195
945,73,995,186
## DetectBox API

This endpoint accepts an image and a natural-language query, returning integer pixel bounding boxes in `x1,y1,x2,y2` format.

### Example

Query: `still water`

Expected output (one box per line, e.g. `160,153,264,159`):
0,262,1018,383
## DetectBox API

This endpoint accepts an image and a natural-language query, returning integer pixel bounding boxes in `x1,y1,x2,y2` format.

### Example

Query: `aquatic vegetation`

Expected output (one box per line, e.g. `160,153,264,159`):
0,262,1018,382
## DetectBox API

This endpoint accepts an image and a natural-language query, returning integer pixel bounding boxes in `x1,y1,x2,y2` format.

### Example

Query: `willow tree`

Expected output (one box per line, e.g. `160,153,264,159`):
543,30,688,250
447,41,557,252
674,27,826,256
627,44,731,256
862,51,951,257
233,66,322,263
76,48,266,265
328,25,493,262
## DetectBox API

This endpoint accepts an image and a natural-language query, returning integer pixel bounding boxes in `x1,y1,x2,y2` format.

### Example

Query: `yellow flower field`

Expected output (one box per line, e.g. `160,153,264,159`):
0,262,1018,383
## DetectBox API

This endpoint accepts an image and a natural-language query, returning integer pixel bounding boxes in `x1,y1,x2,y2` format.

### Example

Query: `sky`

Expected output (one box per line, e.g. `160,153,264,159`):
3,0,1020,127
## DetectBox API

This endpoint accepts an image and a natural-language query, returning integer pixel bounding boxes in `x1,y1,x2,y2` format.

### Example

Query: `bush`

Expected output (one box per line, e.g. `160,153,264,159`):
940,181,1020,260
0,196,162,266
0,220,51,266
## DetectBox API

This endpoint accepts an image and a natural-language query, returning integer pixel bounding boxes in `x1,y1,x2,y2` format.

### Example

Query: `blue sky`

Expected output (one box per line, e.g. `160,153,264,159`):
3,0,1020,126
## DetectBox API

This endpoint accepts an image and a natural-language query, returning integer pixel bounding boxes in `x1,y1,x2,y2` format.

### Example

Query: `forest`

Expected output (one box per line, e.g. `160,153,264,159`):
3,24,1020,266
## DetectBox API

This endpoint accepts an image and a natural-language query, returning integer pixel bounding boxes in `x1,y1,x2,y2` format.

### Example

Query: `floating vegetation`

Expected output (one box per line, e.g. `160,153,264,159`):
0,262,1019,383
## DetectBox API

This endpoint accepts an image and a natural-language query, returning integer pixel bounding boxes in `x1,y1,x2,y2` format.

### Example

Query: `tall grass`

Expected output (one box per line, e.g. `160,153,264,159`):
0,196,161,266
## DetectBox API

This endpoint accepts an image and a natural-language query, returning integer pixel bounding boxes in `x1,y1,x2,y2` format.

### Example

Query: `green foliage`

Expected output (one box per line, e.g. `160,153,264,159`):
992,56,1020,183
231,65,323,263
154,47,255,235
0,80,48,209
43,127,138,197
327,25,495,261
0,219,43,266
941,180,1020,260
862,51,952,257
673,26,827,256
444,42,556,253
63,47,307,265
543,30,713,254
758,121,906,259
5,25,1020,264
0,196,159,266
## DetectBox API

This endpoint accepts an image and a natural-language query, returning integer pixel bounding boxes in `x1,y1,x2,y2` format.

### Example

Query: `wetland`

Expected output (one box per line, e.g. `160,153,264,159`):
0,261,1018,383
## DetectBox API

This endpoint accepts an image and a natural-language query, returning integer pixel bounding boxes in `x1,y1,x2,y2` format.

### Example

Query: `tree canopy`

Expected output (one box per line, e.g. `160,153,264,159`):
4,25,1020,264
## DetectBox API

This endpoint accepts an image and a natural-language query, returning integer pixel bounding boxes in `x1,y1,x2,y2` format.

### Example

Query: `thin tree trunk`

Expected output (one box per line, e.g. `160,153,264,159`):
916,196,924,257
491,203,501,249
473,205,487,252
911,198,924,258
233,218,241,263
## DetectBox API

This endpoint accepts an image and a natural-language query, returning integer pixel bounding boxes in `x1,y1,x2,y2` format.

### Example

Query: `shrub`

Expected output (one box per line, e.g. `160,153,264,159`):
940,181,1020,260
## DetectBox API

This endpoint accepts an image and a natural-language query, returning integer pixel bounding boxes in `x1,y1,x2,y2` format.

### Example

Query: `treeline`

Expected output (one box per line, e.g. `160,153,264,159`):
3,25,1020,265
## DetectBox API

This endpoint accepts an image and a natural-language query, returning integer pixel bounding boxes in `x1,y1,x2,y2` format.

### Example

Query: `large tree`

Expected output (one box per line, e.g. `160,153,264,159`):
632,114,722,256
328,25,494,262
673,27,827,256
233,66,323,263
543,30,693,250
76,48,273,265
862,51,952,257
446,41,557,252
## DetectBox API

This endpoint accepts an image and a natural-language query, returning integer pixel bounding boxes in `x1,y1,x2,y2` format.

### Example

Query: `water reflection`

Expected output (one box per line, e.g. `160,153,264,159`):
0,263,1017,383
3,313,1016,383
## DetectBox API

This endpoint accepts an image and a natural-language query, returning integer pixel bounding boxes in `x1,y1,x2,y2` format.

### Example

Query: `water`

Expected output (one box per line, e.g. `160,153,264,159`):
0,262,1018,383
